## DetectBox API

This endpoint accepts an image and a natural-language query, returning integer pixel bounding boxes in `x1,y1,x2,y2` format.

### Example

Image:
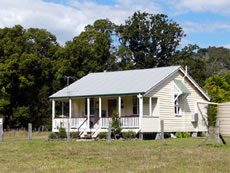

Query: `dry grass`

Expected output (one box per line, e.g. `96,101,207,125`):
3,130,49,140
0,132,230,173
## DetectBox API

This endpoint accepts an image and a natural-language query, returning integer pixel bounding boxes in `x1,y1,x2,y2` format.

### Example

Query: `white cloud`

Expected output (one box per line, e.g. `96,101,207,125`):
0,0,161,45
223,44,230,49
181,21,230,34
172,0,230,15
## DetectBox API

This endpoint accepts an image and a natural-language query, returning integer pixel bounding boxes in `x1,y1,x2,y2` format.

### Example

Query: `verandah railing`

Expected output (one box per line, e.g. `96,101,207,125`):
101,115,139,129
54,115,139,130
53,117,87,129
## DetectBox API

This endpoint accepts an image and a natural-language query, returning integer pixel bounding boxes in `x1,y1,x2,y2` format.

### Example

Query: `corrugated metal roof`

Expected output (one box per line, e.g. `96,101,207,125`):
50,66,180,98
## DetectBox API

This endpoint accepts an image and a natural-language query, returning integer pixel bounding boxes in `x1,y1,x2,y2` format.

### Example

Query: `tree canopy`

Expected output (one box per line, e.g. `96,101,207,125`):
204,74,230,103
0,25,59,128
117,11,185,68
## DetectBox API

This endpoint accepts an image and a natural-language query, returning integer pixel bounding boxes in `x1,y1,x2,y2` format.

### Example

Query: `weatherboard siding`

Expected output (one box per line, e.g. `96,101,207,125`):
149,71,208,132
72,98,85,116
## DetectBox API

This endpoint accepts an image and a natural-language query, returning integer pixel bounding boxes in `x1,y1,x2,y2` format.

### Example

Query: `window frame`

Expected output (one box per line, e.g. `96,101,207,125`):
174,83,183,116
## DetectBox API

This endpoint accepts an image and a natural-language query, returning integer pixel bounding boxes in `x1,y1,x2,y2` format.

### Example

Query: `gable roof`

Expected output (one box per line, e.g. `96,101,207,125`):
178,68,210,101
49,66,210,101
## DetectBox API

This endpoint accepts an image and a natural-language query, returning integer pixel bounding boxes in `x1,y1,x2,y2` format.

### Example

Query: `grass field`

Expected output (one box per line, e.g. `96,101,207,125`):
0,131,230,173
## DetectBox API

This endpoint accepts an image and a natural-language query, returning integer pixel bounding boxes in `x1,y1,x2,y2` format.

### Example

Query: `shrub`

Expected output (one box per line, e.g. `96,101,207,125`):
48,132,57,139
112,111,121,139
176,132,190,138
122,131,136,139
98,132,108,139
70,132,79,139
207,104,217,127
58,127,67,138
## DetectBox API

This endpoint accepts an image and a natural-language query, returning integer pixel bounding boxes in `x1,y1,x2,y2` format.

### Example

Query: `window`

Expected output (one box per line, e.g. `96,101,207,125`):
85,98,95,115
133,96,139,114
174,95,182,115
174,84,182,115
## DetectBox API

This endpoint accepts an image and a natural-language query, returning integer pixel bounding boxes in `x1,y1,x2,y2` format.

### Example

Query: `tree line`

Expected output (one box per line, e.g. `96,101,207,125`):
0,11,230,128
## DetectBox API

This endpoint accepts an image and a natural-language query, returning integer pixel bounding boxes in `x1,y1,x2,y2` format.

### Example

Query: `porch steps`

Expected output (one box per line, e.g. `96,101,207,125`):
92,129,101,138
80,130,88,138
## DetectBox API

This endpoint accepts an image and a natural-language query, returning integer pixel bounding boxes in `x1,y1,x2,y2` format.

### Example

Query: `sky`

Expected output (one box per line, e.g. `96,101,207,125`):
0,0,230,49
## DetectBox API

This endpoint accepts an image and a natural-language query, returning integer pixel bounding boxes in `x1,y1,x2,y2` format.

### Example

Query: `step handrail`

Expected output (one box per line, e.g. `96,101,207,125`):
91,117,100,129
78,117,88,138
78,117,88,131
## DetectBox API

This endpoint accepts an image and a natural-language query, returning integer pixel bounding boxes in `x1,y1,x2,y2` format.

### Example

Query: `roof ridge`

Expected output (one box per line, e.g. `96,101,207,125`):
91,65,181,75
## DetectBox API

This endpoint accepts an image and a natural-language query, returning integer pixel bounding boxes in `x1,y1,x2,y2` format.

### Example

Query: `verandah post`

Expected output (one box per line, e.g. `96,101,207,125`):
118,96,121,117
87,98,90,129
138,94,143,129
52,100,55,131
68,98,72,140
99,97,102,128
149,97,152,116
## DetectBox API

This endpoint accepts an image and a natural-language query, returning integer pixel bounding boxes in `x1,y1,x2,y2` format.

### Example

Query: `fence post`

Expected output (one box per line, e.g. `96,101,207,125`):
107,120,112,143
28,123,32,142
161,120,164,144
0,124,3,142
67,122,70,142
0,118,3,142
215,119,220,144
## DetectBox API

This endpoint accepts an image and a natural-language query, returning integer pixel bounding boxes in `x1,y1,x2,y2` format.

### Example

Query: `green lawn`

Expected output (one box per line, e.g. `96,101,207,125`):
0,131,230,173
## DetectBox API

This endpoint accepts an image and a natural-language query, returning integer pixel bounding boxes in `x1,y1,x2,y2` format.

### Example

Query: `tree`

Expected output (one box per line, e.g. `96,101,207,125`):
117,11,185,68
207,104,217,127
203,74,230,103
56,19,117,81
197,47,230,77
0,25,60,128
170,44,208,87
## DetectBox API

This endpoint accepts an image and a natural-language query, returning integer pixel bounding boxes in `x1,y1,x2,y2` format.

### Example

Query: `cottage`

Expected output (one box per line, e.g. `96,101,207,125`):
49,66,210,138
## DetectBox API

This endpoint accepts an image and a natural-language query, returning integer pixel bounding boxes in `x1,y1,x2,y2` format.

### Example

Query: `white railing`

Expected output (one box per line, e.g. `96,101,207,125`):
53,117,87,129
101,117,112,128
101,116,139,129
54,116,140,130
121,116,139,128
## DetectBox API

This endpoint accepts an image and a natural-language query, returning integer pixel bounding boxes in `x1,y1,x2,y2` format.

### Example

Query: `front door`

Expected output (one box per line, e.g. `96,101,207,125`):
108,99,117,117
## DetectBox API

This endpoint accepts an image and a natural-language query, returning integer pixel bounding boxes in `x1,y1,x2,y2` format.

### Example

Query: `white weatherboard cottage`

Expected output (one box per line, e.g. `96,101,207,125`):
50,66,210,138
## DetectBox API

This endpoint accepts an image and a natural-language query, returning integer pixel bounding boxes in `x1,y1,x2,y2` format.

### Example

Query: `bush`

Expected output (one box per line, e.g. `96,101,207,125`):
58,127,67,138
98,132,108,139
48,132,57,139
207,104,217,127
122,131,136,139
112,111,121,139
70,132,79,139
176,132,190,138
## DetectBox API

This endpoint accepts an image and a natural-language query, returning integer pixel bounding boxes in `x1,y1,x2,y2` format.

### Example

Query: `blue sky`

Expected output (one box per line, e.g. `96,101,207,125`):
0,0,230,48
